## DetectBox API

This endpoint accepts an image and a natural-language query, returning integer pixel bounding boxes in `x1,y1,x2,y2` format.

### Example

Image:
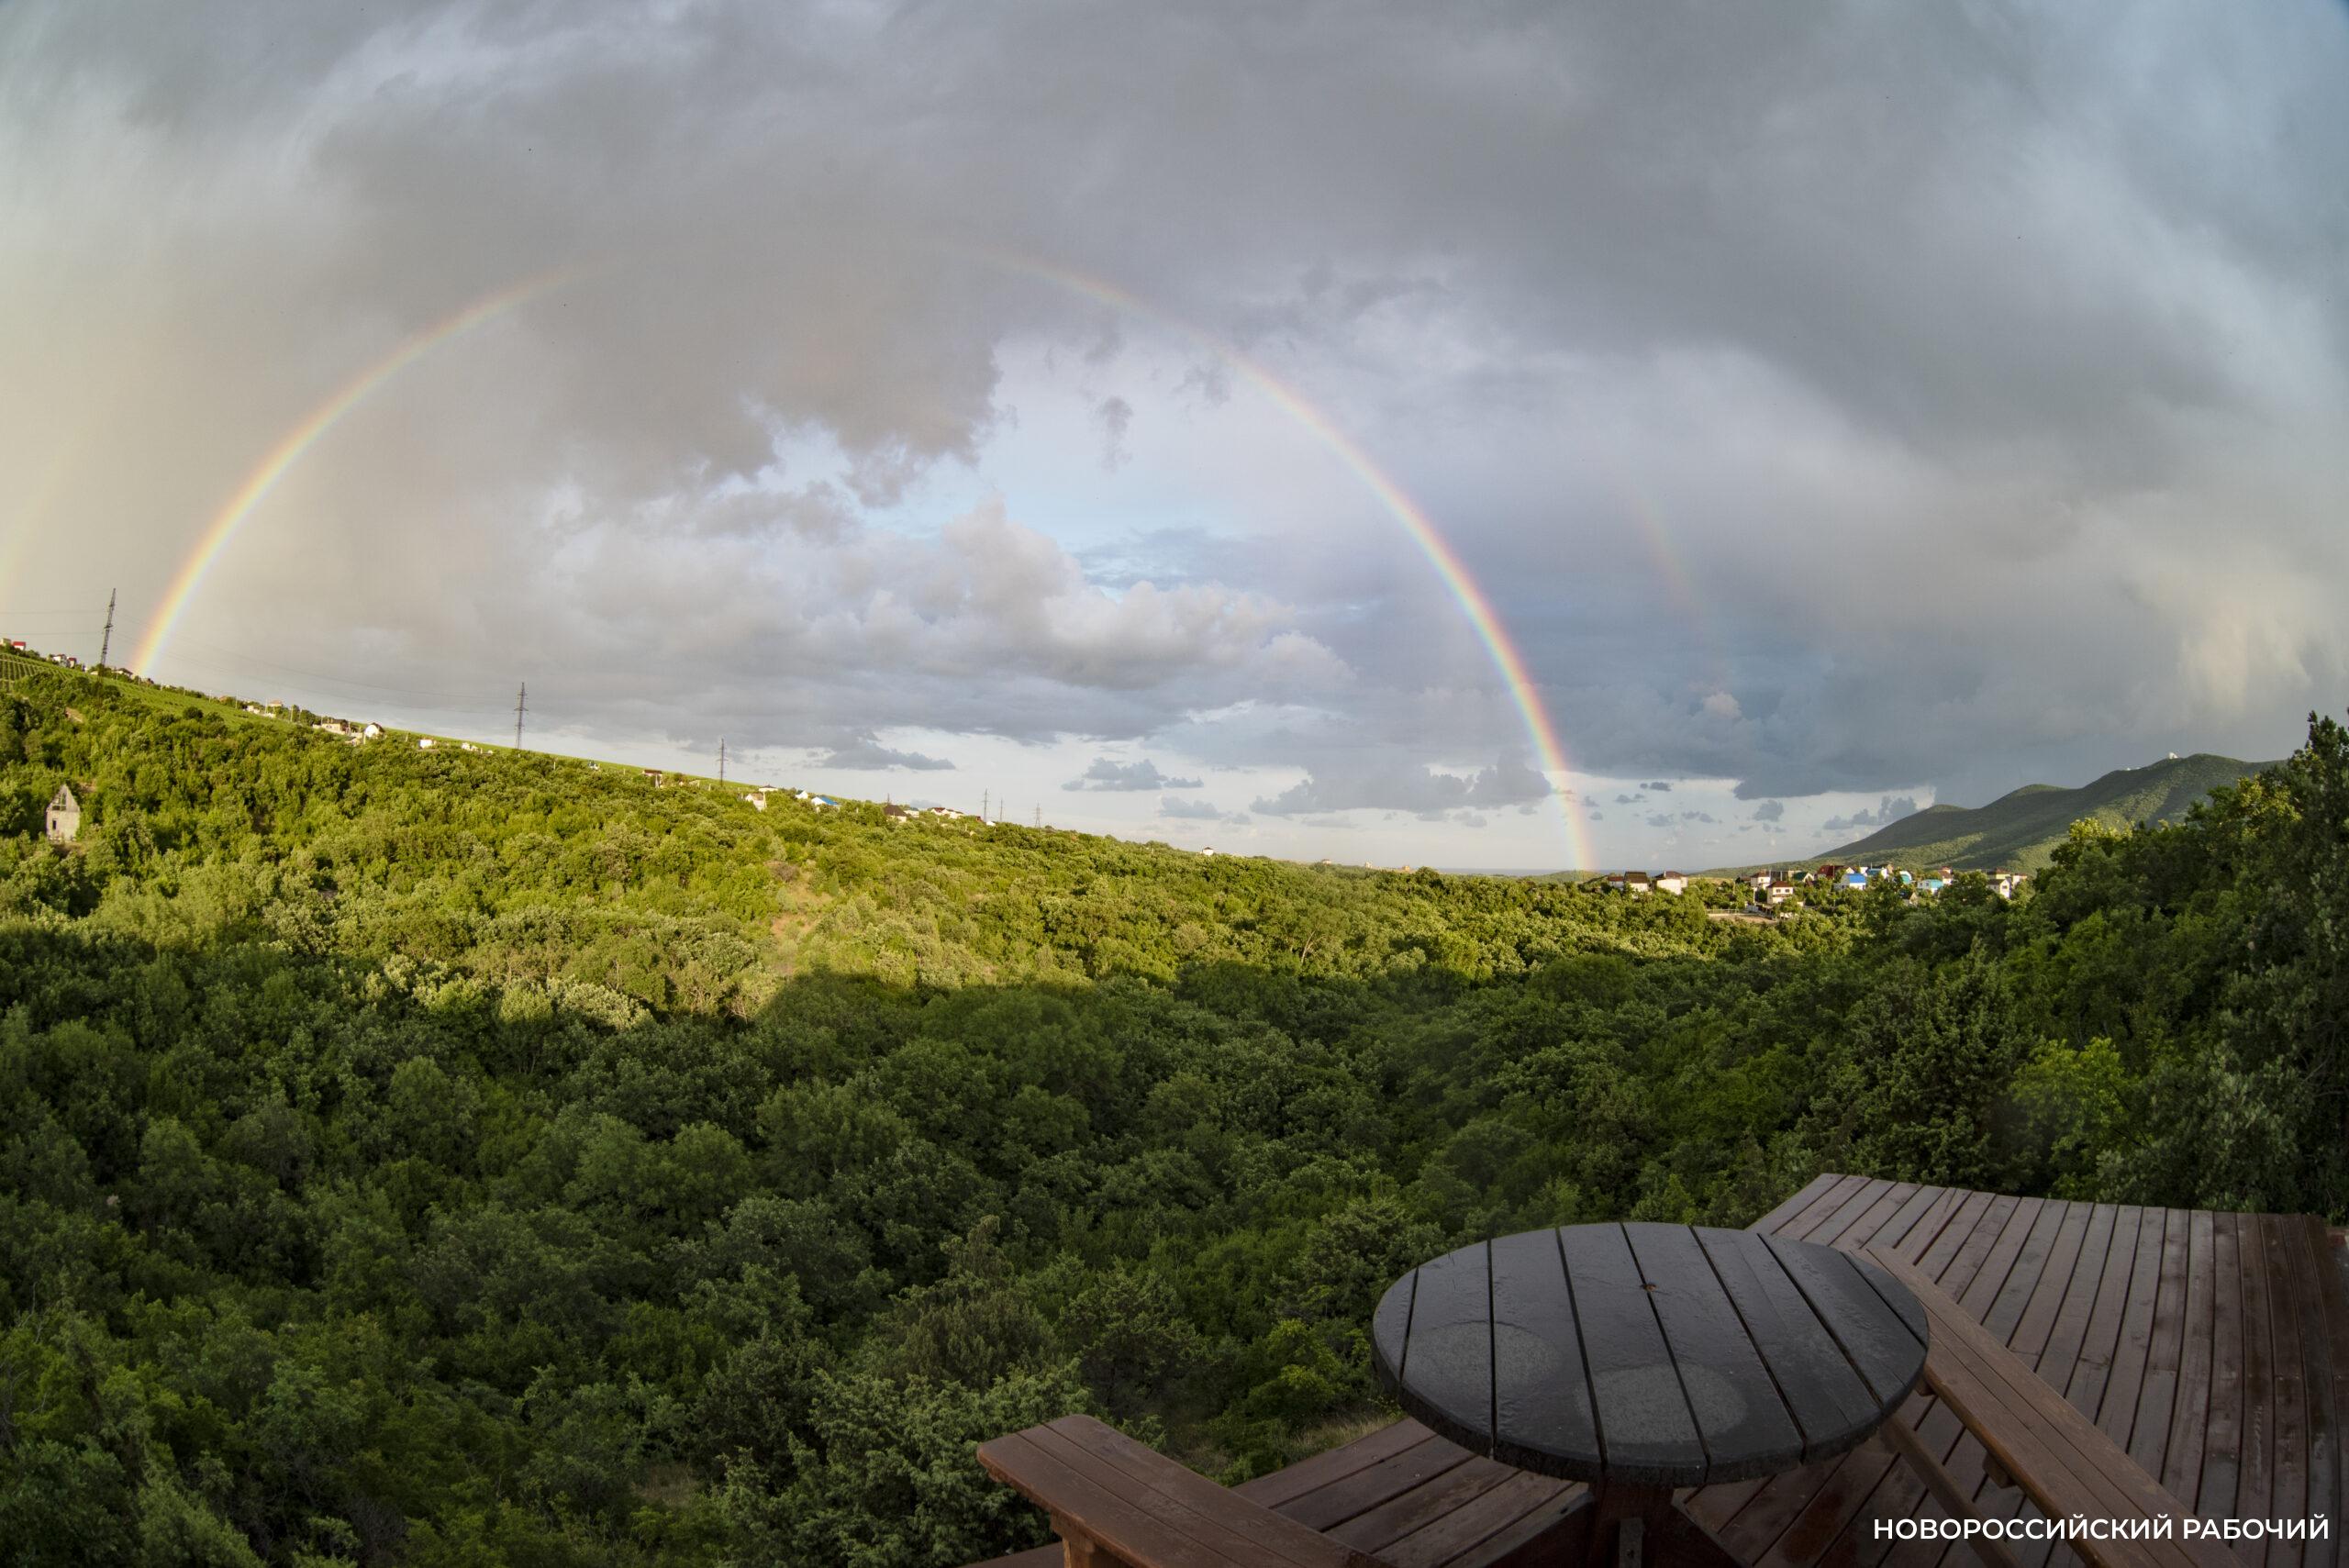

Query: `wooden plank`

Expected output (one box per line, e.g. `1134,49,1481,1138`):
1866,1247,2237,1568
1865,1199,2071,1568
1822,1183,1925,1252
1239,1420,1442,1510
1030,1418,1377,1568
2002,1204,2126,1568
1397,1241,1496,1451
2126,1208,2194,1481
1756,1174,1855,1237
1809,1180,1905,1249
1559,1223,1705,1483
1875,1415,2021,1568
1876,1187,1972,1266
2237,1212,2277,1568
1725,1191,2016,1568
2064,1207,2151,1442
1364,1469,1569,1568
1276,1433,1478,1531
1453,1482,1588,1568
2097,1208,2175,1462
1699,1227,1888,1462
1900,1201,2091,1568
2198,1215,2248,1544
1785,1176,1882,1241
1867,1185,1962,1260
980,1429,1272,1568
1628,1223,1809,1481
2282,1217,2336,1568
1487,1228,1600,1474
2259,1216,2310,1568
1762,1233,1926,1407
2158,1209,2219,1512
2301,1221,2349,1568
1320,1453,1516,1558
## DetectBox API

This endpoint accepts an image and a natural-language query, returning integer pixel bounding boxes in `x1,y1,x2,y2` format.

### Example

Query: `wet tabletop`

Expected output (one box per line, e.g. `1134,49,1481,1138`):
1370,1222,1927,1487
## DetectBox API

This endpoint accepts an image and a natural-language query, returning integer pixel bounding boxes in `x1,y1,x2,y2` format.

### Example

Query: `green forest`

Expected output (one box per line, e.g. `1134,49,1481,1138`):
3,676,2344,1566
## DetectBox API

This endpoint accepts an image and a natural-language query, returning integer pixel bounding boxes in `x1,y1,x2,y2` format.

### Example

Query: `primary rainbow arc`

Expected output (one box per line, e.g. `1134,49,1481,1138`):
133,270,569,675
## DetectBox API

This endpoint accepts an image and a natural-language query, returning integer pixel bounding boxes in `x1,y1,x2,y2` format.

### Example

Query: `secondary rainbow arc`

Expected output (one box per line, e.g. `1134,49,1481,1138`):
979,251,1598,871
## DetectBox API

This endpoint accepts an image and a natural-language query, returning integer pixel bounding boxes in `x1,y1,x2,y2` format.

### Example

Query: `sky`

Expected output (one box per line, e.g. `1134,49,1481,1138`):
5,1,2345,872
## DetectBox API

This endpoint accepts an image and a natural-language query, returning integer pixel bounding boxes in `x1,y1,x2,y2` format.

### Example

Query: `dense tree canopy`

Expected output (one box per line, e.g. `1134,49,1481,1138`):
3,678,2343,1565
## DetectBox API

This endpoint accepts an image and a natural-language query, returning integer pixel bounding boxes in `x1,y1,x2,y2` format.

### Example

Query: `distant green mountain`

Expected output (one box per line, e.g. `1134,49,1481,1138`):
1817,752,2275,873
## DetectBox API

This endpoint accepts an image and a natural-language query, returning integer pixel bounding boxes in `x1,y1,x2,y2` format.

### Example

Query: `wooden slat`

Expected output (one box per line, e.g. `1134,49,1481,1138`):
1710,1189,2001,1566
1397,1240,1495,1448
2238,1213,2278,1568
1784,1176,1883,1241
1032,1417,1377,1568
1865,1248,2237,1568
2126,1209,2193,1481
1698,1227,1887,1462
1628,1223,1807,1480
2281,1216,2337,1568
1487,1228,1599,1473
2259,1216,2310,1568
1756,1174,1855,1236
1898,1201,2096,1568
2159,1208,2220,1511
1556,1223,1704,1482
1853,1199,2073,1568
1747,1196,2037,1568
1241,1420,1442,1510
1356,1468,1569,1568
1276,1435,1477,1531
1989,1204,2124,1568
2197,1215,2248,1554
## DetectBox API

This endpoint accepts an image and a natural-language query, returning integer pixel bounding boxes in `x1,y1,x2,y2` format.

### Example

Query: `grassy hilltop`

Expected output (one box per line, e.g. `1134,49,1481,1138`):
1813,752,2274,872
4,667,2346,1567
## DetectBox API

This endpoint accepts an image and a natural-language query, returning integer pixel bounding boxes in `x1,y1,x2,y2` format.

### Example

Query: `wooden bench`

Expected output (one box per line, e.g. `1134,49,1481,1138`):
977,1413,1390,1567
1865,1246,2243,1568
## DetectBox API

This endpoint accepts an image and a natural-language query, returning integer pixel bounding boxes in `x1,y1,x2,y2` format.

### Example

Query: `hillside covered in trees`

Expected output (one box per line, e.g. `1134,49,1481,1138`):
1812,751,2273,873
3,677,2345,1566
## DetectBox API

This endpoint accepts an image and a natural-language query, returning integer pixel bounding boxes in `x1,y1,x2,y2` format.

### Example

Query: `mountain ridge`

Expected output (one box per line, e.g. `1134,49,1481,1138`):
1810,751,2274,873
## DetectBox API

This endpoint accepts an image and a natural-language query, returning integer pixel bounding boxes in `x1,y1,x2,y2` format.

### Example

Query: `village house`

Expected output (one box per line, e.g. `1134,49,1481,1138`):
743,791,768,811
883,803,913,822
314,719,348,736
359,723,383,740
417,738,436,749
1989,870,2029,899
45,785,80,844
1765,880,1798,906
1653,871,1687,895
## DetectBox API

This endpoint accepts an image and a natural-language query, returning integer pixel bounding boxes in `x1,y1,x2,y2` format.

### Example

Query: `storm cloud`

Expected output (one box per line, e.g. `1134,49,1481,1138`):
6,0,2345,867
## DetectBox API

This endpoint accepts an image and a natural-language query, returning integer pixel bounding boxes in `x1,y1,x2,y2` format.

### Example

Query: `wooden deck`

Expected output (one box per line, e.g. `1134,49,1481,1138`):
972,1174,2349,1567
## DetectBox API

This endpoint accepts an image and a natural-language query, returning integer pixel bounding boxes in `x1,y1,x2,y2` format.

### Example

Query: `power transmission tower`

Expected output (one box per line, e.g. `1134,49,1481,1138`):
513,683,528,750
97,589,116,671
982,787,989,823
718,738,727,784
1034,805,1041,828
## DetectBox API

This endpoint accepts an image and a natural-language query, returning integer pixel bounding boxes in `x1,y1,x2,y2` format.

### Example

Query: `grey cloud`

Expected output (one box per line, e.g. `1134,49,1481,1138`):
6,0,2343,854
1821,795,1921,833
1096,395,1133,470
1064,757,1202,792
810,733,954,772
1643,781,1673,792
1752,800,1785,822
1250,753,1553,818
1159,795,1242,822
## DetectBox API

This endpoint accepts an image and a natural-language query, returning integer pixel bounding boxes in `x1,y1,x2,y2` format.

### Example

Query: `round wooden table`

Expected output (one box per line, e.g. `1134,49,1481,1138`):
1371,1221,1927,1567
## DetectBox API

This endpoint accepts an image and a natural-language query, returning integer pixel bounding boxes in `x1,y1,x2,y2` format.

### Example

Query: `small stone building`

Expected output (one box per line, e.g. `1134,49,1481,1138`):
45,784,80,843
